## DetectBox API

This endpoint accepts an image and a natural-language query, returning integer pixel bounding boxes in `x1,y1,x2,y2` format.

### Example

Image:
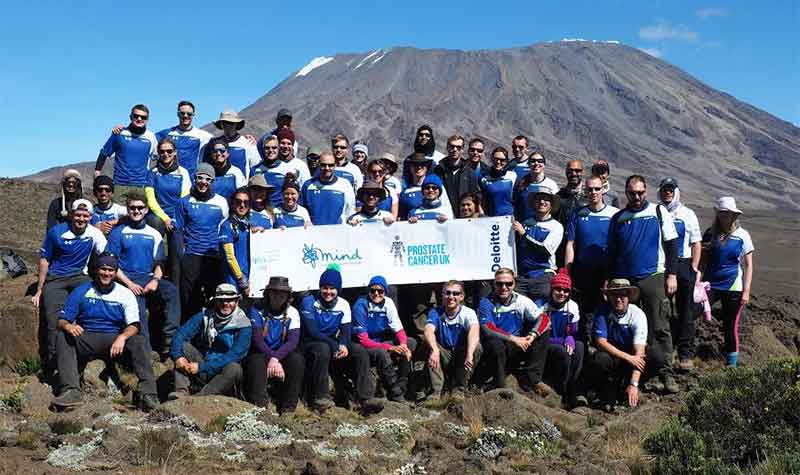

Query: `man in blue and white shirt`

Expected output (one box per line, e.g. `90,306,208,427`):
250,134,297,207
300,152,355,225
658,177,702,370
90,175,127,235
33,199,107,375
96,104,157,187
331,134,363,192
514,189,564,301
156,101,213,179
175,163,229,316
52,253,158,411
607,175,679,393
107,191,180,355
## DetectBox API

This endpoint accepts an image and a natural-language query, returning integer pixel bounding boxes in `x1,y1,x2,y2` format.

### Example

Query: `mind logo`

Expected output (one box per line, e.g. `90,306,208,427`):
302,243,362,269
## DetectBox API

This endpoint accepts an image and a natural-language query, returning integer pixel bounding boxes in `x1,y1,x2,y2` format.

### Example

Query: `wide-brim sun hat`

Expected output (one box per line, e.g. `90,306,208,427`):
603,278,640,302
213,283,240,300
264,276,292,292
248,174,276,192
375,153,398,174
715,196,742,214
527,189,561,215
214,109,245,130
357,180,388,202
405,152,433,167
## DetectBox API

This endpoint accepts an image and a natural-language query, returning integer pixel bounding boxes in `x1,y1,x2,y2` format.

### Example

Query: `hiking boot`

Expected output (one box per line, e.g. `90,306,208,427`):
678,359,694,372
661,375,680,394
388,391,405,403
138,394,160,412
414,391,429,403
532,382,554,397
360,398,385,415
575,395,589,407
167,389,189,401
53,389,83,408
310,398,334,412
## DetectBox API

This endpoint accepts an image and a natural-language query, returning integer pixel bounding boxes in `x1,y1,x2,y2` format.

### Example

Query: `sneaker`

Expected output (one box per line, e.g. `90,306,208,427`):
678,359,694,371
360,398,385,415
138,394,160,412
310,398,334,412
53,389,83,408
661,375,680,394
167,389,189,401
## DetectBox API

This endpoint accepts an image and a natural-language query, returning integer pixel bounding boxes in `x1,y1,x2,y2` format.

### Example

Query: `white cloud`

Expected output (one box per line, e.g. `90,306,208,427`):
638,47,663,58
639,21,699,42
696,7,729,19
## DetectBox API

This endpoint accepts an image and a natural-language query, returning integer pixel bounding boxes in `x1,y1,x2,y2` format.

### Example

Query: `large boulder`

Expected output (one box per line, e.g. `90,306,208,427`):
0,278,40,365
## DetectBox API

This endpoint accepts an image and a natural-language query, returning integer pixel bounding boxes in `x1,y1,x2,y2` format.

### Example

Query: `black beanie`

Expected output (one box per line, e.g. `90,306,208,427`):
93,175,114,192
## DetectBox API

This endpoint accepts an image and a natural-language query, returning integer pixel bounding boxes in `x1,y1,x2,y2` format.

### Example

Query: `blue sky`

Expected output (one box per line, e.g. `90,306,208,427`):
1,0,797,177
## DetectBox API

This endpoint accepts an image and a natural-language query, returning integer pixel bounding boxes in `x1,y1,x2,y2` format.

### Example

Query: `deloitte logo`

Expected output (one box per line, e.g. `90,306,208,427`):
488,223,503,272
302,243,362,269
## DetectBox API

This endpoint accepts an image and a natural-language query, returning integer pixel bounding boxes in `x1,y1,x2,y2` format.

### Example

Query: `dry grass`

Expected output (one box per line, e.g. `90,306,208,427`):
136,428,192,468
461,397,484,442
604,420,655,474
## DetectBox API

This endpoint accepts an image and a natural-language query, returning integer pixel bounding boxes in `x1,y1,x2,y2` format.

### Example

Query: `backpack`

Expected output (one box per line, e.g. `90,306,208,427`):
0,248,29,280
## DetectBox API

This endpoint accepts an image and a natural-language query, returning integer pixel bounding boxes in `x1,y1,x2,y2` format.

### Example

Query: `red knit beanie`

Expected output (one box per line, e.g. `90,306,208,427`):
277,128,295,144
550,268,572,290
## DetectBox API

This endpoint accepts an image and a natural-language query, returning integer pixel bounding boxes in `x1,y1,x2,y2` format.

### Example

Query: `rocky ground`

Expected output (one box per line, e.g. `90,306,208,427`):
0,177,798,474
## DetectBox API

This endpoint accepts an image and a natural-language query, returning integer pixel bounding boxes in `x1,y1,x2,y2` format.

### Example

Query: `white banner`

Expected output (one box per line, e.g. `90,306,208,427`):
249,216,516,294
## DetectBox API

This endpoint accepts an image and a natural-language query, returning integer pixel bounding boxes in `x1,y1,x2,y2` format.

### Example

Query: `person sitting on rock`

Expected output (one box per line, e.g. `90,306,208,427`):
169,283,252,399
538,269,585,409
590,279,648,412
422,280,481,400
243,276,305,414
352,275,415,402
300,266,384,414
52,253,159,411
478,268,551,394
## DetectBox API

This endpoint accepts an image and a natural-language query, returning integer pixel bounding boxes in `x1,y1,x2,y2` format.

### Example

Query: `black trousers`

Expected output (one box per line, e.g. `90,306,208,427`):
708,289,744,354
670,259,698,360
590,349,632,405
173,342,242,396
515,273,552,302
359,337,418,398
571,264,605,342
544,341,585,404
40,274,91,371
396,284,438,337
481,330,551,390
180,254,223,319
243,351,305,412
301,341,374,403
56,330,156,396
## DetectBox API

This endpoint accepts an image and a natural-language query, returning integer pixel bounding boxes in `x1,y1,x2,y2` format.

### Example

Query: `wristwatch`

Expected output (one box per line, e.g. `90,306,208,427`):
630,381,639,388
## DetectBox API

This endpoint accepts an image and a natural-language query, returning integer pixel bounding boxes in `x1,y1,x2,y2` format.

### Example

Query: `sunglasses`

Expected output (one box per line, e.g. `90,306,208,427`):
552,287,570,293
493,156,509,162
511,145,526,150
448,144,463,150
95,187,113,193
368,288,385,294
213,148,227,154
178,111,194,117
567,168,583,174
422,185,439,191
195,176,214,182
627,190,646,196
468,147,484,153
128,205,146,211
587,186,603,192
418,132,431,138
444,290,463,297
263,145,278,150
158,149,175,155
131,113,148,120
531,159,546,164
232,199,250,206
319,163,335,168
494,281,514,288
333,145,348,149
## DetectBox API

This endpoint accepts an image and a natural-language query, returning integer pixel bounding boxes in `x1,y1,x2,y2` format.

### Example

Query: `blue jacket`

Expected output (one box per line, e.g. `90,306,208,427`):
171,307,252,377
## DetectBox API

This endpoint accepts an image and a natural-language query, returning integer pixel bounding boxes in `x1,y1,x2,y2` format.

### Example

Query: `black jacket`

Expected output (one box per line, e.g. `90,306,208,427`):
433,159,481,216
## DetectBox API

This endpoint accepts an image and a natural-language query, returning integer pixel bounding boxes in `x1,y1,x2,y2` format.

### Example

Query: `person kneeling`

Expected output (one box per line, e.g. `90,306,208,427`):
478,268,551,395
301,266,384,414
423,280,481,400
170,284,252,398
352,276,415,402
591,279,647,412
244,276,304,414
53,254,159,412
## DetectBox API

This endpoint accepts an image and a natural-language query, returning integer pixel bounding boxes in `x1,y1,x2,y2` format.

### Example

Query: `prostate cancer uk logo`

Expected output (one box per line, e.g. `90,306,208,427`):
302,243,362,269
406,242,450,266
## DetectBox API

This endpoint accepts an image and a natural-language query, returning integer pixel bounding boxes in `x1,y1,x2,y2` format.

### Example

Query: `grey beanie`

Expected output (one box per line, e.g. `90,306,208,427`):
196,163,216,178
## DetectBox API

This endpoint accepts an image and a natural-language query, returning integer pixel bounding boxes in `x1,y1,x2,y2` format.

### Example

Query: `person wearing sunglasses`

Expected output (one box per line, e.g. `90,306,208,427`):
300,151,356,225
606,175,679,394
275,128,311,187
422,280,481,400
208,109,260,180
479,146,517,217
513,152,559,221
170,283,252,399
206,138,246,200
175,163,229,316
508,135,530,182
90,175,127,236
407,174,454,223
466,137,487,178
219,188,272,298
538,269,585,409
402,125,446,177
352,275,415,402
106,191,180,357
96,104,158,190
250,134,296,208
432,135,481,216
255,108,300,167
590,159,620,208
348,180,396,226
658,177,702,371
301,266,385,414
564,175,619,329
513,189,564,301
478,268,551,396
362,157,399,219
556,160,587,239
331,134,364,192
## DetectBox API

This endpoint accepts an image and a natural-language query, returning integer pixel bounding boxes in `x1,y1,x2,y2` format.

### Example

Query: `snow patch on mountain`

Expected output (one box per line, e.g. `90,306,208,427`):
296,57,334,77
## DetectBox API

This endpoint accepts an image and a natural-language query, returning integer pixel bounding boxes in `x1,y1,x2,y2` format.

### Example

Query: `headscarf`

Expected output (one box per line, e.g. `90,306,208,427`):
414,125,436,157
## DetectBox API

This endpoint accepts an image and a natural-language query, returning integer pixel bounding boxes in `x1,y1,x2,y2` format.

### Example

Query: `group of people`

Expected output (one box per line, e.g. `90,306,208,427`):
31,101,755,414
